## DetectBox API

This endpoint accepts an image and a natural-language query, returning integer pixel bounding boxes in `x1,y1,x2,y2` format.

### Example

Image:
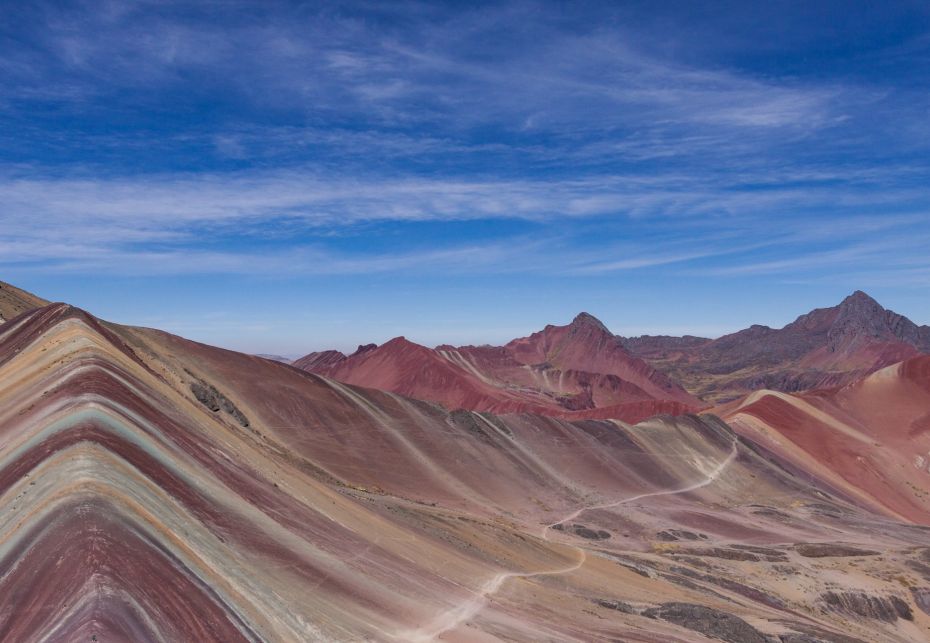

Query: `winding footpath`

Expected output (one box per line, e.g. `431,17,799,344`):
400,439,740,641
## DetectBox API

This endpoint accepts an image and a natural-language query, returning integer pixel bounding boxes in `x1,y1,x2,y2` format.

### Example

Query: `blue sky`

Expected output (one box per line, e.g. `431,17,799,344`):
2,1,930,355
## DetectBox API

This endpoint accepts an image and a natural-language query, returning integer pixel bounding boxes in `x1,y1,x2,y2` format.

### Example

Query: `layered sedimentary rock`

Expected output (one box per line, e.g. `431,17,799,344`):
2,295,930,641
295,312,702,423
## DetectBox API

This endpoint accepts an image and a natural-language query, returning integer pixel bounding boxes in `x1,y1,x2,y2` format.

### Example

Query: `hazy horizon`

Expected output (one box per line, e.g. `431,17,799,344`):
7,279,926,357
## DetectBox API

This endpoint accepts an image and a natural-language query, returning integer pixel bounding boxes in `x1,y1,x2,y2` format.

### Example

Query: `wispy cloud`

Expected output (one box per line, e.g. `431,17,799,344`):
2,166,921,230
0,1,929,297
1,1,848,136
1,165,928,279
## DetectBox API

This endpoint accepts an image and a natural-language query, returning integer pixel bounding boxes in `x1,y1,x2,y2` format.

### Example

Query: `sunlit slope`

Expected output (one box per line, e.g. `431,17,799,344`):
0,280,47,323
720,356,930,525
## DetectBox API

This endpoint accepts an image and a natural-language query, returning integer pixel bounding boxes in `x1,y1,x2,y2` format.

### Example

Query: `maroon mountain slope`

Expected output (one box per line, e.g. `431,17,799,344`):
297,313,702,423
292,349,346,370
624,291,930,402
716,354,930,525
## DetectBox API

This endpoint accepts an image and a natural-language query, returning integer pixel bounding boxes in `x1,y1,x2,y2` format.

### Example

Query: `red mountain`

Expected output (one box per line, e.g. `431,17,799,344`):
718,354,930,524
296,312,703,423
624,290,930,402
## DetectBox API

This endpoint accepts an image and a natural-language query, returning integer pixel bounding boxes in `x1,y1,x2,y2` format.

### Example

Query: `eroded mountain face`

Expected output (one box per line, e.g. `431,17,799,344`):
296,312,703,423
296,290,930,410
622,290,930,402
2,289,930,641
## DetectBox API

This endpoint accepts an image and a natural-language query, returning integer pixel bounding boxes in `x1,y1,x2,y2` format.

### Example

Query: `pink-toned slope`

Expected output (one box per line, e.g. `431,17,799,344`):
318,336,547,414
297,313,702,423
500,312,698,406
292,348,347,371
719,355,930,524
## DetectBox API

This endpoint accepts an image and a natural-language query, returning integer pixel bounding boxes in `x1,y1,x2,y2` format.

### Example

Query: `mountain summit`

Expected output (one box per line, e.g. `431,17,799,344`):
828,290,930,353
296,313,702,422
569,311,611,333
624,291,930,402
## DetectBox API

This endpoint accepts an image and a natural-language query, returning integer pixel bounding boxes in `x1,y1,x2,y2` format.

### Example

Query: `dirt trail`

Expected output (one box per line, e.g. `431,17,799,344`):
399,440,739,642
542,439,739,537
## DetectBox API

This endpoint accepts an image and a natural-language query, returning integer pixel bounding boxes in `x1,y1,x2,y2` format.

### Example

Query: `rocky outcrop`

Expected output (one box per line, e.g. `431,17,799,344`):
795,543,879,558
819,591,912,622
656,529,706,541
571,524,611,540
911,587,930,616
594,598,633,613
642,602,768,643
681,546,788,563
190,380,250,428
552,523,611,540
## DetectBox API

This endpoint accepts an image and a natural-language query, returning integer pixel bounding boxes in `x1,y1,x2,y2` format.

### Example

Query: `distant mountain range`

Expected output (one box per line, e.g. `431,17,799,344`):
295,310,701,423
296,290,930,412
2,279,930,641
624,290,930,402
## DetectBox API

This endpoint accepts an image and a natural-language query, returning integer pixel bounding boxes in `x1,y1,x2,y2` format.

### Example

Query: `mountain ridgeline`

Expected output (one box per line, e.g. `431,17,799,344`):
2,281,930,641
297,290,930,407
622,290,930,402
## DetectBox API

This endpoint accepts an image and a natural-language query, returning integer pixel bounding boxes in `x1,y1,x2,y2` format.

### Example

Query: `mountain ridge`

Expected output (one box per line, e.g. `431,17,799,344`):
296,290,930,408
295,310,703,422
622,290,930,402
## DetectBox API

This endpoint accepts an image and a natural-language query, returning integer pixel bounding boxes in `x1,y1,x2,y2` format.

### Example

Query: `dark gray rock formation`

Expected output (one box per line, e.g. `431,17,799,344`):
642,602,768,643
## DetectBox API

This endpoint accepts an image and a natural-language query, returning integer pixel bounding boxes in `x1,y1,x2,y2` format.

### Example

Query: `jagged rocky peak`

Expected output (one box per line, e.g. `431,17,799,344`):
569,312,611,334
829,290,923,351
837,290,883,316
353,343,379,356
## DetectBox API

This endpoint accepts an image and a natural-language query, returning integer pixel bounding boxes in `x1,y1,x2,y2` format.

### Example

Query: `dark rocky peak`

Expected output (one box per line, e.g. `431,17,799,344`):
352,343,378,356
829,290,923,351
836,290,884,318
841,289,879,305
786,291,885,338
569,312,611,335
